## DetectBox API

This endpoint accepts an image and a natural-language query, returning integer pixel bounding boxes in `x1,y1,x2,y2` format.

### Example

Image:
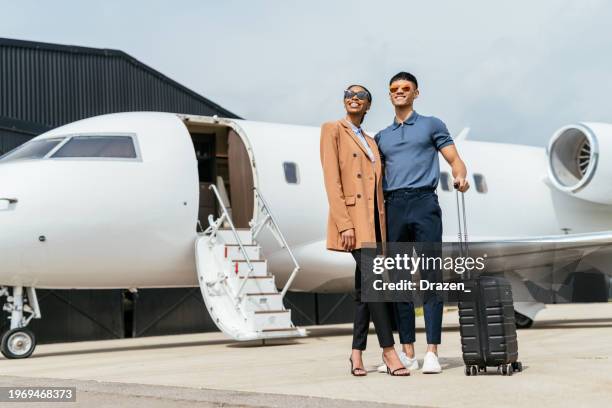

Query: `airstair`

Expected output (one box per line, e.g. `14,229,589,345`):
195,185,306,340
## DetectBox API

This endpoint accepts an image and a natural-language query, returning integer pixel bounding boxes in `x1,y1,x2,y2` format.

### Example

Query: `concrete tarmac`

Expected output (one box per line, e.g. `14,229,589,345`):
1,303,611,407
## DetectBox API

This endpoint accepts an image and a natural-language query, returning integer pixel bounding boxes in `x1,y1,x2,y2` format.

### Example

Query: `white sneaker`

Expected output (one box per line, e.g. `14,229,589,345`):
399,351,419,371
377,352,419,372
422,351,442,374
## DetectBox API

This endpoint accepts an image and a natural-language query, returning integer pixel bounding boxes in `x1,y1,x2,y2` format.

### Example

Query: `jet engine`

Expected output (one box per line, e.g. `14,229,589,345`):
547,122,612,205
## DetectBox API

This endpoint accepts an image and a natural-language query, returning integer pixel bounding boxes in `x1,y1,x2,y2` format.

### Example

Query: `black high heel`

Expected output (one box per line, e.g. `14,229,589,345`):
349,357,367,376
382,353,410,376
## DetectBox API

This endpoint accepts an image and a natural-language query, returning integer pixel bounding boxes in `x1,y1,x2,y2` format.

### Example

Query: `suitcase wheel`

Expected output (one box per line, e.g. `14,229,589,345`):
500,363,514,376
465,365,479,376
512,361,523,372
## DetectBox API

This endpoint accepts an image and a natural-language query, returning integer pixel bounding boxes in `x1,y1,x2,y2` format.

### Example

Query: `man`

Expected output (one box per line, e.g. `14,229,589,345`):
375,72,469,374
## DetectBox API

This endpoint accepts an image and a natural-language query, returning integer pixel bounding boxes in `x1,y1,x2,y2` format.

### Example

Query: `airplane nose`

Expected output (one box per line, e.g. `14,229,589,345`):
0,163,21,211
0,161,54,288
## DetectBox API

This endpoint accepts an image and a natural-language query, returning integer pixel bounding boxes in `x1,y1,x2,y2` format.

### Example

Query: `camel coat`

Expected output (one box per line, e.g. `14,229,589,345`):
320,119,386,251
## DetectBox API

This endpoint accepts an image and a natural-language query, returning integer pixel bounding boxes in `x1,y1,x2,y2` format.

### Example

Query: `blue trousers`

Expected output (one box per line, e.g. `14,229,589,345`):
385,189,444,345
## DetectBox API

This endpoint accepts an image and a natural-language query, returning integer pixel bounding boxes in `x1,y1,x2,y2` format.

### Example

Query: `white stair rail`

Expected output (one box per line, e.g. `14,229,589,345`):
200,210,250,322
208,184,256,300
251,188,301,299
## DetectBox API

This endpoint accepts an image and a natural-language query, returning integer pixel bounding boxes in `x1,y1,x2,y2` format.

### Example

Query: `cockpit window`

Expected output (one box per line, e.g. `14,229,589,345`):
0,138,64,162
51,136,137,159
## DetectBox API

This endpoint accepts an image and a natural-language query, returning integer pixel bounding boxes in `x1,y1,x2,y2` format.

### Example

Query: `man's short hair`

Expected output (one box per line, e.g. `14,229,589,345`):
389,72,418,89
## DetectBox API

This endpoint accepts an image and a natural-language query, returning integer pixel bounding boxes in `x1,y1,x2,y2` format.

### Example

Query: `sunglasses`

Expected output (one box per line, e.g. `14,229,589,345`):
344,90,369,100
389,85,413,94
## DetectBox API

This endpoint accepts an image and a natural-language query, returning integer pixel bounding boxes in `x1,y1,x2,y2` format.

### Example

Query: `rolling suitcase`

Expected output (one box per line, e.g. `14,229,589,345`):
455,190,523,376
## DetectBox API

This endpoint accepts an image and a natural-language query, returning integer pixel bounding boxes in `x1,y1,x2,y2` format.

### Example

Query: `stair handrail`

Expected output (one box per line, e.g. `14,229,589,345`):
252,188,301,299
208,184,255,299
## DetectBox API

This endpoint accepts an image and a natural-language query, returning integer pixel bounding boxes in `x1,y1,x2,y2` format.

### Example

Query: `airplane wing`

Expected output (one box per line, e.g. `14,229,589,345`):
447,232,612,305
456,231,612,274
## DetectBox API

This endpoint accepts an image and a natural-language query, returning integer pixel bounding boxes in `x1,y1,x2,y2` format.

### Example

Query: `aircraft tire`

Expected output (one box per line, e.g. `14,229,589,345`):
1,328,36,359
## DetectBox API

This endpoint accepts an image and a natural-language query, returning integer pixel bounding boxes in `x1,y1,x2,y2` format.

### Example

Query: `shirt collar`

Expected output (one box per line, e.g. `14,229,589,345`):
391,111,418,129
344,119,363,135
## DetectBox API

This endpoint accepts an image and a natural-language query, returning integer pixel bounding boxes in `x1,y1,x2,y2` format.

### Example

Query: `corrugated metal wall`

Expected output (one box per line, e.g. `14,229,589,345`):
0,38,237,130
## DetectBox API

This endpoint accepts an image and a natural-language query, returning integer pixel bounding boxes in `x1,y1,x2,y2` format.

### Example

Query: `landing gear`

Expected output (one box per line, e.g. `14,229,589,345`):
0,286,41,359
515,311,533,329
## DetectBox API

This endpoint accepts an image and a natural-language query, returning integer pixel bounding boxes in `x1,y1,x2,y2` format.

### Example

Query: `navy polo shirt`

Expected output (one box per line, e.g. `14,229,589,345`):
375,111,454,192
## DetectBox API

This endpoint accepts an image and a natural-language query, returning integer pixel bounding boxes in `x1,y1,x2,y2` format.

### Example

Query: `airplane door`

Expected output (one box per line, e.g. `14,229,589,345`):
228,130,254,228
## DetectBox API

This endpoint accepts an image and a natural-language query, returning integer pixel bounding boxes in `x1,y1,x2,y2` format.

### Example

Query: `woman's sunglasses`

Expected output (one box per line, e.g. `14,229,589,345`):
344,90,369,100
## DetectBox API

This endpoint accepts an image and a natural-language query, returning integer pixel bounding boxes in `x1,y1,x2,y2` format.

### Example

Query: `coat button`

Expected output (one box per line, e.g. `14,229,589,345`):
357,194,361,198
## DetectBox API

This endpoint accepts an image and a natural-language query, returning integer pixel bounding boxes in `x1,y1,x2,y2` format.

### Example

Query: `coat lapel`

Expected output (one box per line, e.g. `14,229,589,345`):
338,120,371,157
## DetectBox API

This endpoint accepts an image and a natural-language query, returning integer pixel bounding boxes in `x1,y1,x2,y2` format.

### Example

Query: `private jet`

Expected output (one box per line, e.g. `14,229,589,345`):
1,112,611,359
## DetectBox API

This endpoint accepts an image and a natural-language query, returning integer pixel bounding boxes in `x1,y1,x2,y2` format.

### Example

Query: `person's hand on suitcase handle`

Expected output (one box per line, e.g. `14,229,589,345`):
453,176,470,192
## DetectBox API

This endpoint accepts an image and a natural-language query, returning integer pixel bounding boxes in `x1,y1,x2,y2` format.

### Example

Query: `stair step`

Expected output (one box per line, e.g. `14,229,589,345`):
217,229,253,245
254,309,286,314
231,260,268,277
243,293,284,311
261,327,301,333
254,309,293,330
224,244,261,261
229,275,276,294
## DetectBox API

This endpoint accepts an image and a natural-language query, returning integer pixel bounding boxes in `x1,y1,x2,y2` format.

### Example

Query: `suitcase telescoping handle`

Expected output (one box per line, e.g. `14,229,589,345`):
454,185,469,280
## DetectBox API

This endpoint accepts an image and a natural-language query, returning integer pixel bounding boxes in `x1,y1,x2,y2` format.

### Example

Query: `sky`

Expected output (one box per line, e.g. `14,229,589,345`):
2,0,612,146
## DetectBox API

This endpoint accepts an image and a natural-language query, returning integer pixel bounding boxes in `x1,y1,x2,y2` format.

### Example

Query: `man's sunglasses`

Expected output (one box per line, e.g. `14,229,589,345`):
344,90,369,100
389,85,412,94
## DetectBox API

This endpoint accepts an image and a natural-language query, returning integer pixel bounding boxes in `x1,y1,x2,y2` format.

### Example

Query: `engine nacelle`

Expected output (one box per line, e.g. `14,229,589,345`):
547,122,612,205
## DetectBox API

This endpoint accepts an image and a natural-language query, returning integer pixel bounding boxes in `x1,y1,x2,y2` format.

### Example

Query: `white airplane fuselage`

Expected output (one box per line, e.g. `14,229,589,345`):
2,112,612,292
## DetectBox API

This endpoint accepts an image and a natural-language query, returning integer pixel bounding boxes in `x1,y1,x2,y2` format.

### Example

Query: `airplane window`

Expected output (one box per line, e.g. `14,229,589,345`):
0,138,64,162
52,136,137,159
439,172,453,191
283,162,299,184
473,173,488,193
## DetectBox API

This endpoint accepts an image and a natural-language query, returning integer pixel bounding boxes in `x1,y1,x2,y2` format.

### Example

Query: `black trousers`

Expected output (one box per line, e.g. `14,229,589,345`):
386,189,444,345
351,192,394,350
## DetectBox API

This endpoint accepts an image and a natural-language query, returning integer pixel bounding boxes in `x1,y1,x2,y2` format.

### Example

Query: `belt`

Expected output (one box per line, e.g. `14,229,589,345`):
384,186,436,198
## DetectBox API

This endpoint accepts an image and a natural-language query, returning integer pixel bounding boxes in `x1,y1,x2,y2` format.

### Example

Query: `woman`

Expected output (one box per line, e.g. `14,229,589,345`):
320,85,409,376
